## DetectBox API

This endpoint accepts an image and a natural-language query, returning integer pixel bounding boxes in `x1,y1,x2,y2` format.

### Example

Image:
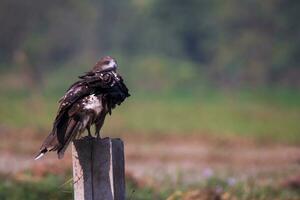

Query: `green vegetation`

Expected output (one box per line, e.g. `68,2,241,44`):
126,179,169,200
1,86,299,143
167,176,300,200
0,175,72,200
0,174,168,200
0,0,299,143
0,174,299,200
1,0,299,88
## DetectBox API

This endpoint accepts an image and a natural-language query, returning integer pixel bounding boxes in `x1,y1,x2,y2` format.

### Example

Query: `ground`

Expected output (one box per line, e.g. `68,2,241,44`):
0,127,300,199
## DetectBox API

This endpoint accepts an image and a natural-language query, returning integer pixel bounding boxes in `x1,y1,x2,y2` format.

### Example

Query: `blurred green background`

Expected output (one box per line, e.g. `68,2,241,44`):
1,0,300,199
1,0,299,142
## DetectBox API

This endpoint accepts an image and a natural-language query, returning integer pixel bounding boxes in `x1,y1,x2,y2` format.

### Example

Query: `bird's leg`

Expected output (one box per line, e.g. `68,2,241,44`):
95,115,106,139
96,131,101,139
95,125,101,139
87,126,92,138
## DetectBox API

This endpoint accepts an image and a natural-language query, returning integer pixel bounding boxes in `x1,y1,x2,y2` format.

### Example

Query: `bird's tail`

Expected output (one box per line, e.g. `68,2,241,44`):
35,118,82,160
34,131,59,160
57,120,82,159
34,148,48,160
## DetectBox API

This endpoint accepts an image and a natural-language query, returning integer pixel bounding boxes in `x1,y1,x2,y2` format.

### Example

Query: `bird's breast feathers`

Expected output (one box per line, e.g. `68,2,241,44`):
82,94,102,114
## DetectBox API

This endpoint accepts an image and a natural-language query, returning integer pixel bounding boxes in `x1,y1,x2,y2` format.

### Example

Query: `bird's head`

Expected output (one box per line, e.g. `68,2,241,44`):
93,56,117,72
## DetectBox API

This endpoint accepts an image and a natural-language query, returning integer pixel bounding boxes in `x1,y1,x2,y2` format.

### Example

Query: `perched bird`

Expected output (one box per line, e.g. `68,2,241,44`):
35,56,130,159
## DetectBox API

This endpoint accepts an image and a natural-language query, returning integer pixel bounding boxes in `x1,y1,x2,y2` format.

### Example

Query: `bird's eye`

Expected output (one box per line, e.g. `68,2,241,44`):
104,61,110,65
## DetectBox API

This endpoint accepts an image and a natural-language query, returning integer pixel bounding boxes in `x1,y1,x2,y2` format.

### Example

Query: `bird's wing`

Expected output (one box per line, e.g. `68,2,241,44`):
79,71,118,89
53,81,91,132
58,71,124,111
116,74,130,98
100,73,130,115
79,71,130,116
35,81,91,159
58,81,90,111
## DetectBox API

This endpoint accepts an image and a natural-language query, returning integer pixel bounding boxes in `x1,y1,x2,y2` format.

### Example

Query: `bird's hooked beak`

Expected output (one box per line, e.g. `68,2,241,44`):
112,60,118,70
102,60,117,72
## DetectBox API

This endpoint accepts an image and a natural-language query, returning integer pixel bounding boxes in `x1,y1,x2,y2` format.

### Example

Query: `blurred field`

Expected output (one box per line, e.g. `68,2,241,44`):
1,61,300,199
0,129,300,200
1,174,300,200
1,86,299,143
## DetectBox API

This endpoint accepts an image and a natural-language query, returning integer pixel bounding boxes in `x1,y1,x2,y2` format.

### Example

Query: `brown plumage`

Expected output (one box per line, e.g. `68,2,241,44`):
35,56,130,159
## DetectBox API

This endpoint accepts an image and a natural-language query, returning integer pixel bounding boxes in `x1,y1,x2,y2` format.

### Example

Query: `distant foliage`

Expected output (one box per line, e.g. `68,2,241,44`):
0,0,299,88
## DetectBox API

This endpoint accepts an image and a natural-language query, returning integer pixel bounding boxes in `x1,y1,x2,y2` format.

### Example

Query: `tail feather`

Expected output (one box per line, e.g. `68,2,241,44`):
34,130,59,160
34,148,48,160
35,115,77,160
57,120,82,159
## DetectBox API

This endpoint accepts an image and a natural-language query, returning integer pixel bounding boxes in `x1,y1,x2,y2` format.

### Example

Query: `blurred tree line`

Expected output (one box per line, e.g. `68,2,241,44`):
0,0,299,89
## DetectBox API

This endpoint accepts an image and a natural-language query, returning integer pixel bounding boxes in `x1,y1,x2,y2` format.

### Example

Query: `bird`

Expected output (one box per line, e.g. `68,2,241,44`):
35,56,130,160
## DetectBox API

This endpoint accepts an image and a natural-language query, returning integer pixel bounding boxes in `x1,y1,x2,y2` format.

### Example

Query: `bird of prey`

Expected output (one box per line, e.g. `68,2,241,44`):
35,56,130,159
